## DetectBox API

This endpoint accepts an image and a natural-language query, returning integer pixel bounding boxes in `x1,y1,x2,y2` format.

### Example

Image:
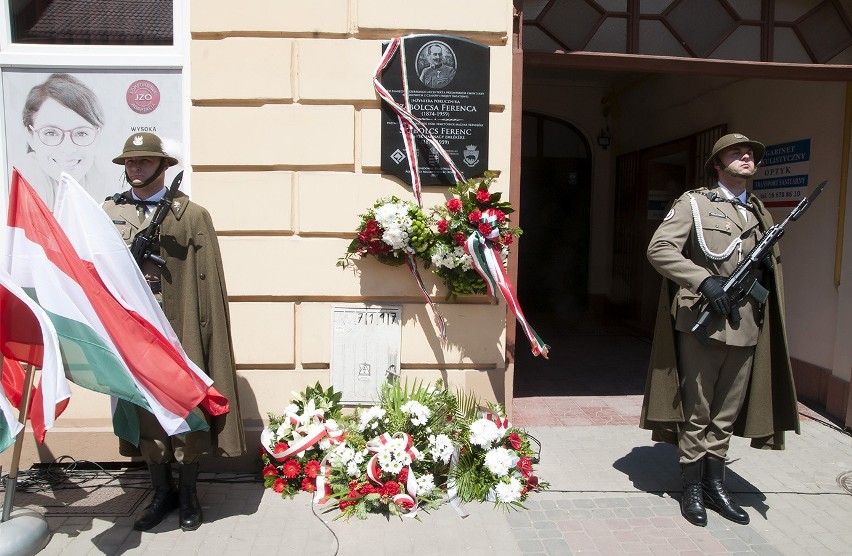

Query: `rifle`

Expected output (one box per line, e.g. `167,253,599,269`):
129,170,184,267
691,179,827,345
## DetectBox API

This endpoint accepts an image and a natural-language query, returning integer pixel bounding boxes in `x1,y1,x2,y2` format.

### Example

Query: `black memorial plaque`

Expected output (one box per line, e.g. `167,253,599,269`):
380,35,490,186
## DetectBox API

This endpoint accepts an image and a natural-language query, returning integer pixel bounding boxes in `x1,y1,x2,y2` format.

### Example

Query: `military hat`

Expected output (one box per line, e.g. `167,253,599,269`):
112,132,179,166
704,133,765,175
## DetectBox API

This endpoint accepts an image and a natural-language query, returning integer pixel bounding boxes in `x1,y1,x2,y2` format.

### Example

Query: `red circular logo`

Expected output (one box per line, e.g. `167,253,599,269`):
126,80,161,114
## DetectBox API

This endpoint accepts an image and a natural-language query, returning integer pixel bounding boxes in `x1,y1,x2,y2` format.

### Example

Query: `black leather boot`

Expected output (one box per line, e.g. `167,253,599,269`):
134,463,178,531
680,460,707,527
178,462,203,531
703,455,750,524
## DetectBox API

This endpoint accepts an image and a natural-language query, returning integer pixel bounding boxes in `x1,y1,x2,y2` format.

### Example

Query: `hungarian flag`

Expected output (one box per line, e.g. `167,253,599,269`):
4,169,227,446
0,377,22,453
0,264,70,444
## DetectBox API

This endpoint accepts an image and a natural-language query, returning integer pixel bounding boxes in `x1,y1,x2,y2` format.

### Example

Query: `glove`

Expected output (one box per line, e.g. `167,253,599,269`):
698,276,731,315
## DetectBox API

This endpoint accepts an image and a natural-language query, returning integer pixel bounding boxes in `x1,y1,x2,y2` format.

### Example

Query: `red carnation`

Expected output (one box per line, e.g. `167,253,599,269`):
517,456,533,478
502,232,514,245
398,499,415,509
478,222,493,236
338,500,353,511
508,432,522,450
262,464,279,478
365,219,379,233
454,233,466,245
301,477,316,492
397,468,409,484
349,480,360,490
447,198,462,213
468,209,482,224
383,481,401,497
273,478,287,493
282,459,302,479
273,441,289,455
304,460,321,479
437,219,449,234
476,190,490,204
495,210,506,223
359,484,376,495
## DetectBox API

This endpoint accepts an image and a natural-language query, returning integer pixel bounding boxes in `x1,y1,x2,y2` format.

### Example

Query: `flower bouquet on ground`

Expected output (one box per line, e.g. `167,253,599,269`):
449,405,549,508
430,172,521,298
337,196,432,268
260,382,344,498
323,380,462,520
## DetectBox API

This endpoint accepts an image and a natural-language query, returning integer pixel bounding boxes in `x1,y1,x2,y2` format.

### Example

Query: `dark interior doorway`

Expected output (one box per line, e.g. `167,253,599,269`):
516,112,590,321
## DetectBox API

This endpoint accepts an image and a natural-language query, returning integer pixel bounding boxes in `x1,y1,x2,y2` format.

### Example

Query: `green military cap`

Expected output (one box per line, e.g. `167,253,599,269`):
704,133,765,175
112,132,179,166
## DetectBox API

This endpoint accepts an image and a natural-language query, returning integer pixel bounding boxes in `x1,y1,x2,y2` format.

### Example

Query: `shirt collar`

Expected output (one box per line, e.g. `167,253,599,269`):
716,182,748,204
130,188,166,204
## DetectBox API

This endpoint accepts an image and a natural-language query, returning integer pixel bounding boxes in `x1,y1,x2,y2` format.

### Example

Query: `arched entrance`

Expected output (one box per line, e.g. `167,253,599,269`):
516,112,591,320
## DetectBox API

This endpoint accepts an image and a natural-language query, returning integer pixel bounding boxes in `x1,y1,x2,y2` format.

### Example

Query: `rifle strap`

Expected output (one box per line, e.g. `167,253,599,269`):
686,192,743,261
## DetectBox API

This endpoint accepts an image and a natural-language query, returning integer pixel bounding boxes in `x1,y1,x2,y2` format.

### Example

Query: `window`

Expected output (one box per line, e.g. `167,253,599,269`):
8,0,173,45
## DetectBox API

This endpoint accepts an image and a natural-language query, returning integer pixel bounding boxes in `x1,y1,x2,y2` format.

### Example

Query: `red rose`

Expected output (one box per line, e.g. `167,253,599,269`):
383,481,401,496
502,232,514,245
262,464,279,478
526,475,539,489
517,456,533,478
304,460,321,479
397,468,409,484
437,220,449,234
447,199,462,213
282,459,301,479
476,190,490,204
468,209,482,224
478,222,493,236
273,478,287,493
301,477,316,492
508,433,522,450
454,233,466,245
273,441,289,455
365,219,379,233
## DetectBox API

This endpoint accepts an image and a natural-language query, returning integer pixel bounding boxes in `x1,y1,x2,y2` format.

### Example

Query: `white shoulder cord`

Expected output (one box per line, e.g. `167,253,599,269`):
686,192,742,261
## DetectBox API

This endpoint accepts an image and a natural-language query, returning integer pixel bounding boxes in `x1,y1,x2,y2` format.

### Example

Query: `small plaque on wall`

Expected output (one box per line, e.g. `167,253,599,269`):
331,305,402,404
379,34,490,186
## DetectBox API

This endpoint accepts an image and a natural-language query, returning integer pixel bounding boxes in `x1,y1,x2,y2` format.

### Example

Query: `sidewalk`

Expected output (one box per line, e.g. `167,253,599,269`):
23,401,852,555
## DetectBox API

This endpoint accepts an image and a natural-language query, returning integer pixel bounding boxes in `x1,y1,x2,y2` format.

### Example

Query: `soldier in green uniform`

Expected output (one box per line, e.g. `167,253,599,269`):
102,133,245,531
641,133,799,527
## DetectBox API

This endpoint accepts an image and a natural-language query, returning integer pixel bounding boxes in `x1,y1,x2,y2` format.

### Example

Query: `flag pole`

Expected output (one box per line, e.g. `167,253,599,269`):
2,362,36,522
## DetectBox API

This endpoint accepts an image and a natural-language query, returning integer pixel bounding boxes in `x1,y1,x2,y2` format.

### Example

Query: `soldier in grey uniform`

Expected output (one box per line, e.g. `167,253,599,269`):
102,133,245,531
643,133,798,527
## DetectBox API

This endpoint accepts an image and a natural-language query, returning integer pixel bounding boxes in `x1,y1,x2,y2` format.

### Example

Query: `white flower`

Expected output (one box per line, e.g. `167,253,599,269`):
484,447,517,477
416,473,435,495
401,400,432,426
358,406,386,432
346,460,362,477
329,443,355,466
494,476,523,503
468,418,502,449
428,434,455,465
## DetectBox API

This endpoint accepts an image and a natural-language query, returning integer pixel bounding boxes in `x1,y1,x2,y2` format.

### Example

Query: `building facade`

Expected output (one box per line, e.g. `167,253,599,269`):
1,0,852,470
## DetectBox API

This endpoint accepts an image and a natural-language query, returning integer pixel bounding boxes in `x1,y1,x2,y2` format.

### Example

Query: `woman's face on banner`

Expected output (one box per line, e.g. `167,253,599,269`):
27,97,100,183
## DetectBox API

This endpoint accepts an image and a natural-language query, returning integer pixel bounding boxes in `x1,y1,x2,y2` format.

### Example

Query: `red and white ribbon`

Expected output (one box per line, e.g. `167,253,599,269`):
365,432,420,516
484,412,511,431
373,37,466,207
465,231,549,358
264,421,344,461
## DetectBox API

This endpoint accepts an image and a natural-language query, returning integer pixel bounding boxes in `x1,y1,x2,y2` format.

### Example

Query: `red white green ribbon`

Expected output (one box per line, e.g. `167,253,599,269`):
406,255,447,339
373,37,466,207
464,232,549,358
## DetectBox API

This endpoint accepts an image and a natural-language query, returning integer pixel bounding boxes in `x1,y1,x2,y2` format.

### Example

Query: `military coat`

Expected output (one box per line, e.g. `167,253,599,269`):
640,186,800,449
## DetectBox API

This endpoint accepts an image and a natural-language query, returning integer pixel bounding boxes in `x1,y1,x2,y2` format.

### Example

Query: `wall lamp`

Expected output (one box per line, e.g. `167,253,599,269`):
597,127,612,149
